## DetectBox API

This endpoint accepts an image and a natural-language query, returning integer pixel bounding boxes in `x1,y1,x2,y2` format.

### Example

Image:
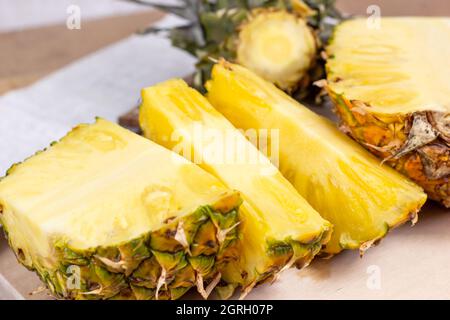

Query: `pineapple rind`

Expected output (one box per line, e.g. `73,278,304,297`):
2,187,241,301
206,61,427,254
0,119,242,300
326,18,450,207
327,90,449,207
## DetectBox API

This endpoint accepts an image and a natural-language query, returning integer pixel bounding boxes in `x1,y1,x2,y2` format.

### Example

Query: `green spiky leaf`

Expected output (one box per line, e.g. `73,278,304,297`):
125,0,343,96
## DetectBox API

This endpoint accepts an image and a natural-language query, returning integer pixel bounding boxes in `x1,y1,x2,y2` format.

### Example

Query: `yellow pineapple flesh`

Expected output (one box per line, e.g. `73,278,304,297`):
326,18,450,207
139,79,331,296
0,119,242,300
206,61,427,255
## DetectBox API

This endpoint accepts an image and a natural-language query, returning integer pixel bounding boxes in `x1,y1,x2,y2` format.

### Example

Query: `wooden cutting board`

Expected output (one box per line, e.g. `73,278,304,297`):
2,97,449,300
1,202,449,299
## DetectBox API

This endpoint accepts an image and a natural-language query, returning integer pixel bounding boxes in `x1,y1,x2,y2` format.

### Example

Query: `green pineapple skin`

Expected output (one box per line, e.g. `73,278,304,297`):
1,205,240,300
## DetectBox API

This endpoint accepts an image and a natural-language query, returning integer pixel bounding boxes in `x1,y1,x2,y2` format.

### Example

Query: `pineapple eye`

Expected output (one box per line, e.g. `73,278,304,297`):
0,203,3,215
17,248,25,261
88,282,101,291
163,216,177,224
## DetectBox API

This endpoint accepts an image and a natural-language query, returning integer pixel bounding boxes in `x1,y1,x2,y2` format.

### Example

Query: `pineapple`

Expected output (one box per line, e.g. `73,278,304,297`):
326,18,450,207
139,80,332,297
142,0,342,97
0,118,242,300
206,61,427,255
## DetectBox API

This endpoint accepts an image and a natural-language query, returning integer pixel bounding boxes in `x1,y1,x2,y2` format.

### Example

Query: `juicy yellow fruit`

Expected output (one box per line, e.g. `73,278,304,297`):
206,61,427,255
0,119,242,300
327,18,450,114
326,18,450,207
139,79,331,293
237,9,316,92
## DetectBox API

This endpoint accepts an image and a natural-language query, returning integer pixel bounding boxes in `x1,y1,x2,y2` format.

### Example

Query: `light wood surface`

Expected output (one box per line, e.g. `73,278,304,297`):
0,233,47,300
336,0,450,16
0,10,164,95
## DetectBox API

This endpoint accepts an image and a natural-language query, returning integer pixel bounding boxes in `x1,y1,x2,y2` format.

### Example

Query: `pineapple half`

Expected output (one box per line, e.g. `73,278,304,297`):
139,80,331,297
235,8,316,92
0,119,242,300
145,0,342,96
206,61,427,255
326,18,450,207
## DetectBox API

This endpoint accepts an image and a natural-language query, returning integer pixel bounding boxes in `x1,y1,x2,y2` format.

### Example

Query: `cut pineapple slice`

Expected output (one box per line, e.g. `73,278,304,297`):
0,119,242,300
206,61,427,255
326,18,450,207
139,80,331,295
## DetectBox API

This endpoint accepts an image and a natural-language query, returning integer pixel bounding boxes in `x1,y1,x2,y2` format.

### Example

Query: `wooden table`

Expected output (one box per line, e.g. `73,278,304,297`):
0,10,164,95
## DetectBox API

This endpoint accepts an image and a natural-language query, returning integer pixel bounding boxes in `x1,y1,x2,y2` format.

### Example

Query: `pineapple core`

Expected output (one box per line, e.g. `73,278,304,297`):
237,10,316,91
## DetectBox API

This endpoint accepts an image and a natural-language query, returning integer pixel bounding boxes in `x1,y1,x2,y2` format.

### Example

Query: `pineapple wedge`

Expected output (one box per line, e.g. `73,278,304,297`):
0,118,242,300
326,18,450,207
206,61,427,255
139,80,331,296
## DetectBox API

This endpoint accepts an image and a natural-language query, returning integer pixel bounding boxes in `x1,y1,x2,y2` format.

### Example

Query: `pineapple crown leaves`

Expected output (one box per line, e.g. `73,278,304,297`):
302,0,343,42
124,0,341,45
123,0,342,91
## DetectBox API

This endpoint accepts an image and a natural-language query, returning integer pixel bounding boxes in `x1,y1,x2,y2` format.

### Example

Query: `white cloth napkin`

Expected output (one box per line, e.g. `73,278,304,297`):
0,15,195,174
